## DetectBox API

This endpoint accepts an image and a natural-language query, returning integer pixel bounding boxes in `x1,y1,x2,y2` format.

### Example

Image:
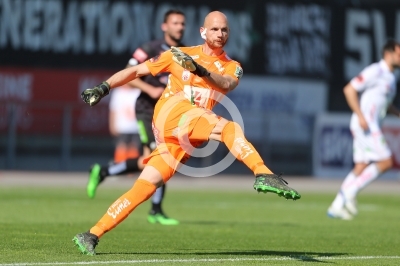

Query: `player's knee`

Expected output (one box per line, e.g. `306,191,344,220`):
145,156,175,184
376,158,393,172
383,158,393,170
137,165,164,187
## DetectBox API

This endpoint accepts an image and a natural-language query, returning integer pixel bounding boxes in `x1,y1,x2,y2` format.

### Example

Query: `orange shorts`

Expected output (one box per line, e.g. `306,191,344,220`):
143,95,220,182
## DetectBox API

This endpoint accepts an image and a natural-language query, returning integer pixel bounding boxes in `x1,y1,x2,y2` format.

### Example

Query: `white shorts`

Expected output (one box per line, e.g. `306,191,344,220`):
351,128,392,163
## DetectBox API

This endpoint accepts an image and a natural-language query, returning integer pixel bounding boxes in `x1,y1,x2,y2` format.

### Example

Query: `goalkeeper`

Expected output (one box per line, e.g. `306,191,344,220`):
73,11,301,255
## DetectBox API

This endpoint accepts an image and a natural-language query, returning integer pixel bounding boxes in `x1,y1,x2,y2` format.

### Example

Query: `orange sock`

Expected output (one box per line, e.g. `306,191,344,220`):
221,121,272,175
114,145,127,163
89,179,156,238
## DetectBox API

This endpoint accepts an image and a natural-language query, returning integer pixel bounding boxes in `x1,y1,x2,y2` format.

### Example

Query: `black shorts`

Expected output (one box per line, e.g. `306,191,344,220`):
136,111,156,151
114,133,141,147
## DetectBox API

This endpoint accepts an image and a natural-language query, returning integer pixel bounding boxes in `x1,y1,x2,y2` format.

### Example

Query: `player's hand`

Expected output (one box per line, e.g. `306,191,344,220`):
148,87,164,99
358,115,368,130
171,46,196,71
171,46,209,77
81,81,110,106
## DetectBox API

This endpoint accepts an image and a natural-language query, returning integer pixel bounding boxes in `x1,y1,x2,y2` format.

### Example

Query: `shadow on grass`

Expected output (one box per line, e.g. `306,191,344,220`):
97,250,347,263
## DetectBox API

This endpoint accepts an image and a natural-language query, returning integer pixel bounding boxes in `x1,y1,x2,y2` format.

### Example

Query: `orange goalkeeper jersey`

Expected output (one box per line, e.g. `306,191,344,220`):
144,45,243,110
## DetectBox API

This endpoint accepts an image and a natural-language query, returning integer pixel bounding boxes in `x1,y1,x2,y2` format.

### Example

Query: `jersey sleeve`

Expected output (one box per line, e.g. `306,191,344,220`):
144,50,172,76
350,65,378,92
223,61,243,83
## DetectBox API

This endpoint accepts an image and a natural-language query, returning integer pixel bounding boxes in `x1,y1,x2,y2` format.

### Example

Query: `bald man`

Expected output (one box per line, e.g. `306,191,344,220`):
73,11,301,255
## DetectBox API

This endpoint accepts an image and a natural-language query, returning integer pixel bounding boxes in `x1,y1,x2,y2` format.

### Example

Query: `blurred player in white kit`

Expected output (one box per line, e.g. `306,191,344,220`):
328,39,400,220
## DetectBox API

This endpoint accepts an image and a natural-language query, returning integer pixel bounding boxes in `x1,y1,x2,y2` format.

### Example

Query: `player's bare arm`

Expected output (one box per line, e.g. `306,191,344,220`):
127,78,164,99
81,63,151,106
343,83,368,130
107,63,151,88
205,73,238,91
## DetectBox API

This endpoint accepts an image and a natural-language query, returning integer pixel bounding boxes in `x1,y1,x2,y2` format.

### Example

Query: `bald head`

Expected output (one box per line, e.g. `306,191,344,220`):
203,11,228,28
201,11,229,50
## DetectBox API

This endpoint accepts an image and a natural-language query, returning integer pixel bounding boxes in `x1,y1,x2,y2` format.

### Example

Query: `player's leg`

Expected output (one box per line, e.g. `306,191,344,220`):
327,163,367,220
137,111,179,225
344,158,392,211
113,134,130,163
74,165,163,255
327,129,369,219
87,134,143,198
329,129,392,218
87,157,142,199
345,130,392,213
126,133,141,160
206,117,301,200
73,154,175,255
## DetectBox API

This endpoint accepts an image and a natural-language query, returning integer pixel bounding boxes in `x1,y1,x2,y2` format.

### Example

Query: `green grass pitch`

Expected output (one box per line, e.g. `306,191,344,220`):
1,186,400,265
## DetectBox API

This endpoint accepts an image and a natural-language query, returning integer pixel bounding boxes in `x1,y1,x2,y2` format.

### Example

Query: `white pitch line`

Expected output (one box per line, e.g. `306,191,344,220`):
1,256,400,266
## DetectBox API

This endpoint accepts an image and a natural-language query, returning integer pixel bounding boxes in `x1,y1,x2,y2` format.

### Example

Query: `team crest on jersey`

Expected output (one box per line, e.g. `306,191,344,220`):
182,70,191,81
149,55,160,63
234,65,243,79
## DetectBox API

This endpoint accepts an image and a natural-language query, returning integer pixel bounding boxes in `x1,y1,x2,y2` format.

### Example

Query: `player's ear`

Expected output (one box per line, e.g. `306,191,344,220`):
161,22,167,32
200,27,207,40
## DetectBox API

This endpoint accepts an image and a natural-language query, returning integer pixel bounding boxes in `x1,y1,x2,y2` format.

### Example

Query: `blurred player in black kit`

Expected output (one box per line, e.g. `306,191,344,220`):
87,9,185,225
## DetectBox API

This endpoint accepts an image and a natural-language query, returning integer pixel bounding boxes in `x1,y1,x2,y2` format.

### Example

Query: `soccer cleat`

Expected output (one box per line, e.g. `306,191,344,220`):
87,164,101,199
327,206,353,220
253,173,301,200
72,231,99,256
344,198,358,216
147,212,180,225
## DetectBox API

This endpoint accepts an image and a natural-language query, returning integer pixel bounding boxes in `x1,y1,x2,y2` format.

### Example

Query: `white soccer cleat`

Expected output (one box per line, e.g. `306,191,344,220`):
344,198,358,216
327,206,353,220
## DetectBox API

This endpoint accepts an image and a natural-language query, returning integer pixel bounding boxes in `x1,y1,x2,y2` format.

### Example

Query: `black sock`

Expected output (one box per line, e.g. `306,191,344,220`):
99,158,140,183
99,166,109,183
151,184,166,214
125,158,140,172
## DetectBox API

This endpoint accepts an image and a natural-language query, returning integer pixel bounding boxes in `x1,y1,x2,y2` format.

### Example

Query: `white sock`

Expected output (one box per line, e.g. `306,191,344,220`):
108,161,128,175
343,163,380,199
152,186,164,204
331,171,356,210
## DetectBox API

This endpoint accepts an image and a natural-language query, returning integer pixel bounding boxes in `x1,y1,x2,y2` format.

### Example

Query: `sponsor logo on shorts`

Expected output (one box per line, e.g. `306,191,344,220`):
107,198,131,219
182,70,191,81
191,55,199,59
152,121,162,146
172,127,180,137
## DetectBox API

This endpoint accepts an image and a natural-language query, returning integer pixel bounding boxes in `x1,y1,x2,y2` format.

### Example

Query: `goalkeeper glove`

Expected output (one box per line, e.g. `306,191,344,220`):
171,46,210,77
81,81,110,106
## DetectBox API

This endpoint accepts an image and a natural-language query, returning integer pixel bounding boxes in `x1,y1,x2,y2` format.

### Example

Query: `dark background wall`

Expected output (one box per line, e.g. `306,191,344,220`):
1,0,400,173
